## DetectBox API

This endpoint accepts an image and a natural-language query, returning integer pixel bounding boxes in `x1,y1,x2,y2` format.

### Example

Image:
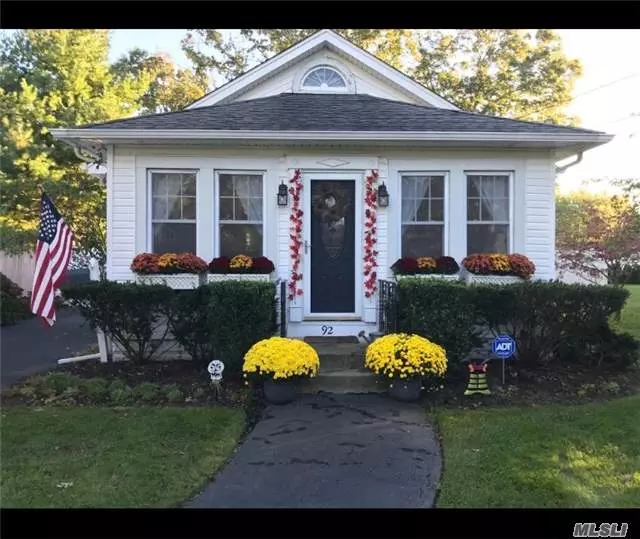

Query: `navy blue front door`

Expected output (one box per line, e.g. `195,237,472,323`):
310,180,356,314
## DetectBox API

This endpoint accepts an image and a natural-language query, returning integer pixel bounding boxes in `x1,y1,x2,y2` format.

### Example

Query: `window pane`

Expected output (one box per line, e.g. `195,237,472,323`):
153,223,196,254
416,199,429,221
467,176,482,198
416,177,430,199
182,197,196,220
467,198,480,221
401,225,444,258
430,199,444,221
219,175,234,196
167,196,181,219
246,175,263,196
467,224,509,254
219,198,234,220
168,176,182,196
182,174,197,196
401,198,417,222
430,177,444,198
152,197,168,220
152,174,168,196
401,177,414,199
494,176,509,197
491,198,509,221
219,224,263,257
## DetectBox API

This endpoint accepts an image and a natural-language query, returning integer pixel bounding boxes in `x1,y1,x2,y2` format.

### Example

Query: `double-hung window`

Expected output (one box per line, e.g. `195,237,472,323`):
466,173,511,254
217,173,264,257
150,171,197,253
401,174,446,258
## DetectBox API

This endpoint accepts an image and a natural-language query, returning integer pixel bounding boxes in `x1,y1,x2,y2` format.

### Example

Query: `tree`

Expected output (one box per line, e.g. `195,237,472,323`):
182,29,581,124
0,30,150,269
556,190,640,285
111,49,209,114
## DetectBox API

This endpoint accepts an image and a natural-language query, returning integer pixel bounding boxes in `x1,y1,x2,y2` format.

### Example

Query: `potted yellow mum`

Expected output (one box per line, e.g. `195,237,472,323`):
365,333,447,402
243,337,320,404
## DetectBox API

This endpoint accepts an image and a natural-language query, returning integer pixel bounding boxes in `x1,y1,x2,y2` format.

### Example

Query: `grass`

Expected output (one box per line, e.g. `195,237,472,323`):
435,395,640,508
0,406,245,508
618,285,640,339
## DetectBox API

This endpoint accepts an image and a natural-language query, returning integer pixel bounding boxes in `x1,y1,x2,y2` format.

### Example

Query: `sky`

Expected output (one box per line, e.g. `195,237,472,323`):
106,29,640,194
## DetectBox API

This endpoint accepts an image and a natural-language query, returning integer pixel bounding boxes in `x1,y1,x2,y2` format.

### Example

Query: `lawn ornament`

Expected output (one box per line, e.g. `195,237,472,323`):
464,361,491,396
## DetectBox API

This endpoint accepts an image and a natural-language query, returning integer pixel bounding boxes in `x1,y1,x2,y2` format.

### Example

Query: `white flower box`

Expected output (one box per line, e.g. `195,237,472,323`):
206,273,275,283
395,274,461,282
464,274,524,285
135,273,203,289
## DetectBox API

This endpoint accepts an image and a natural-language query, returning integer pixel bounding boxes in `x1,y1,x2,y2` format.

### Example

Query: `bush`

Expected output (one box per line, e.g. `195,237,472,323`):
134,382,163,404
206,281,277,377
164,384,184,403
109,380,134,405
396,279,482,378
62,281,174,363
80,378,110,403
468,281,636,369
621,264,640,284
1,272,32,326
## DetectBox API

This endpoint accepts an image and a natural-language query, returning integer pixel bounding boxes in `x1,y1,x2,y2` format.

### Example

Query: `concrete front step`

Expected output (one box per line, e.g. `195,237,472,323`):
302,369,384,394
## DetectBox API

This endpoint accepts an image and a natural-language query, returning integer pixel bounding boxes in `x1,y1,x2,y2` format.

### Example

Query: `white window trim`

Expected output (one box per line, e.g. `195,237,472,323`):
300,65,349,92
465,170,515,254
214,170,267,258
398,171,450,258
147,169,199,253
295,58,355,94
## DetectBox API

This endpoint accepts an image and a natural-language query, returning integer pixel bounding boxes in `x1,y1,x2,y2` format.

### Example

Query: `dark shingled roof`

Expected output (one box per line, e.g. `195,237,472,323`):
79,93,604,135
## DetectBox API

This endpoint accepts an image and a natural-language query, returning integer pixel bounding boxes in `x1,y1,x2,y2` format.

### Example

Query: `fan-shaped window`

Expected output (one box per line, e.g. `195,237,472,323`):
301,67,347,90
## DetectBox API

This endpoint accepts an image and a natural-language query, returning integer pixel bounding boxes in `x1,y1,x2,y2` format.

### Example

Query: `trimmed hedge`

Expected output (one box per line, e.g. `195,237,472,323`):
396,280,638,374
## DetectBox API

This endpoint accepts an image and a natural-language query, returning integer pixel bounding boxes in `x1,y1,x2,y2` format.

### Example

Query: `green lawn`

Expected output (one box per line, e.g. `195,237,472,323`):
436,396,640,507
0,407,245,508
619,285,640,338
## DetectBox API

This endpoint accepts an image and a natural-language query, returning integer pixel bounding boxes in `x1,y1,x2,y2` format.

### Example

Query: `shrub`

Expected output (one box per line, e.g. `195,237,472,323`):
109,381,134,405
396,279,482,378
364,333,447,380
243,337,320,381
39,373,81,394
62,281,174,363
165,287,214,364
206,281,277,377
134,382,163,404
131,252,207,274
469,281,636,369
435,256,460,274
80,378,110,403
1,272,32,326
164,384,184,403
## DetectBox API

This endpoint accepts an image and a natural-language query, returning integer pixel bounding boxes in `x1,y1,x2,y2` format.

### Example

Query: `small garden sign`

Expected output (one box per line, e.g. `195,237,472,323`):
492,334,516,385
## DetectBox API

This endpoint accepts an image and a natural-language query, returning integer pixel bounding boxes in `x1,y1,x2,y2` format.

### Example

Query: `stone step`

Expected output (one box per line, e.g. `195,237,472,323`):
301,369,384,395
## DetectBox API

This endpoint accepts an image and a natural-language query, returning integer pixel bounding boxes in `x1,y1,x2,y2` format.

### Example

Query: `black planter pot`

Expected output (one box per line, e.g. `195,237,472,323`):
388,378,422,402
263,379,297,404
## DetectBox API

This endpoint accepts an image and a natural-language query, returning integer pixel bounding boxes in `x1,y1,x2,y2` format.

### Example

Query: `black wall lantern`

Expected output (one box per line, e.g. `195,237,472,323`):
377,182,390,207
277,182,289,206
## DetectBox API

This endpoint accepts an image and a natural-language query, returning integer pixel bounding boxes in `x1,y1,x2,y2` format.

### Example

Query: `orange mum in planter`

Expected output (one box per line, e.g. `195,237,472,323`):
131,253,206,275
508,253,536,279
462,254,493,275
131,253,160,274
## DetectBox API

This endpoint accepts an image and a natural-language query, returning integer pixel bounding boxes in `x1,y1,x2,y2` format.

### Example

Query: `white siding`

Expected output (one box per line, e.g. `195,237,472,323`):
234,47,424,105
524,155,556,280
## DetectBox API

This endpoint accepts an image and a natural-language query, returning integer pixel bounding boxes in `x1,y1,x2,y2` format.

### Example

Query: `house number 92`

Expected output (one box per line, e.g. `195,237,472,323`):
321,325,334,335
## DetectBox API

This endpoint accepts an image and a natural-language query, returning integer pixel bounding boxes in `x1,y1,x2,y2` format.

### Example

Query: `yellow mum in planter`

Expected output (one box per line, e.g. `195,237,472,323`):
229,254,253,270
243,337,320,380
365,333,447,379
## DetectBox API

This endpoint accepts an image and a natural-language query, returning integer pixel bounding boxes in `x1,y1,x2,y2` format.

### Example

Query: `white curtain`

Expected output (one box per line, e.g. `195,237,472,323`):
233,175,262,221
402,176,430,221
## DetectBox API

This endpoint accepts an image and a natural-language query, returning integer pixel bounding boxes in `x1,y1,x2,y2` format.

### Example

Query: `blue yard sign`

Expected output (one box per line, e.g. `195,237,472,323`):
492,335,516,359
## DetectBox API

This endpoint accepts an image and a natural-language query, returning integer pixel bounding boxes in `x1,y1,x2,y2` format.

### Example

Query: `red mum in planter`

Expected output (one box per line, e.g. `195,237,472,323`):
391,257,420,275
508,253,536,279
174,253,208,273
434,256,460,274
462,254,493,275
208,257,230,273
131,253,160,274
252,256,276,274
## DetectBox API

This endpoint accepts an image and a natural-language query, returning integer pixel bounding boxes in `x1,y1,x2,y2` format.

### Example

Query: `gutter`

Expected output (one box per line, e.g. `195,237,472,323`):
555,152,583,174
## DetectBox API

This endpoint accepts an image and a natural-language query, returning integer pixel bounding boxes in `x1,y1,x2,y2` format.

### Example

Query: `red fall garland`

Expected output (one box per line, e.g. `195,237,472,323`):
363,169,379,298
288,169,303,300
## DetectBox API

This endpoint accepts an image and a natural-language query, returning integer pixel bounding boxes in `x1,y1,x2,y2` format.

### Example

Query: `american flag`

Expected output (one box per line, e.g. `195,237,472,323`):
30,192,74,326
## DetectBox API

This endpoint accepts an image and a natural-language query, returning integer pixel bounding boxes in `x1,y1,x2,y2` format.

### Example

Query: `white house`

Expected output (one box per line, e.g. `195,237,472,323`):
52,29,613,339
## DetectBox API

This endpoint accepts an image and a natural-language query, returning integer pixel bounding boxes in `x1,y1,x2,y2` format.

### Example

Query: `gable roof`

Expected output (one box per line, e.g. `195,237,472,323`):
76,93,606,136
185,29,459,110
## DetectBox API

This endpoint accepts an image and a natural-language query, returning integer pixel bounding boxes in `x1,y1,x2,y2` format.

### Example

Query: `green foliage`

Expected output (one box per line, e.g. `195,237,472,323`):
61,281,174,363
205,281,277,377
164,384,184,404
80,378,110,403
396,279,482,378
469,281,637,369
165,287,214,364
109,381,135,406
133,382,163,404
183,29,580,124
0,272,32,326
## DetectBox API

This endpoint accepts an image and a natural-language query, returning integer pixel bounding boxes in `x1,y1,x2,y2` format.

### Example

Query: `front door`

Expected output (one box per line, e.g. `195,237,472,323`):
310,179,356,314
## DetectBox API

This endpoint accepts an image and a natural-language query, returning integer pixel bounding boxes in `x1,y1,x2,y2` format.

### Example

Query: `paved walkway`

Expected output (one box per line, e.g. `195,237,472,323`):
186,393,441,508
1,309,97,388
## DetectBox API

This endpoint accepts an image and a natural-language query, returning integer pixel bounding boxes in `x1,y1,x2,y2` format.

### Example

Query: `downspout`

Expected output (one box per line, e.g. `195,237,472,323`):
555,152,583,174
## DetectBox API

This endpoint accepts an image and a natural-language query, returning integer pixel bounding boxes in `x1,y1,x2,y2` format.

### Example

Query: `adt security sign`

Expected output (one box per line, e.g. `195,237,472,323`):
492,335,516,359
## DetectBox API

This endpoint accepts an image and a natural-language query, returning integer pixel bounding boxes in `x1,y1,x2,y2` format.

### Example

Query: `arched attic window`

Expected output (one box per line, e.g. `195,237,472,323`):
301,66,348,92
